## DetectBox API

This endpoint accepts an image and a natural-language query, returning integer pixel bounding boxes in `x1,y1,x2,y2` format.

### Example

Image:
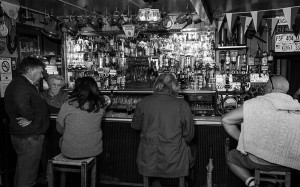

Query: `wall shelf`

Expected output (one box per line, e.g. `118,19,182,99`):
215,45,248,50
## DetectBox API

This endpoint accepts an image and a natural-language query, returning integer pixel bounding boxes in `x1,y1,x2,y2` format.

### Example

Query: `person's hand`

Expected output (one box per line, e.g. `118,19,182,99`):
294,87,300,98
16,117,32,127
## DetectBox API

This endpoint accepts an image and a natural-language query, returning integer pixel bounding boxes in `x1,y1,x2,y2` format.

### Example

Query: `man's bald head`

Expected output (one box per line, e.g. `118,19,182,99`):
265,75,289,94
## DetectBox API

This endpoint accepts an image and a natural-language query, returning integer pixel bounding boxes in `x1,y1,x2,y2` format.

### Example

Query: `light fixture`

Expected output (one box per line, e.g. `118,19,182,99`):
64,16,79,35
41,17,62,40
80,25,96,36
89,16,105,29
137,8,161,22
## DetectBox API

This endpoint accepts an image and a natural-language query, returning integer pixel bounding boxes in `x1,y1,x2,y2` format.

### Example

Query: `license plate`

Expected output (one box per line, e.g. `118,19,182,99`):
281,44,293,51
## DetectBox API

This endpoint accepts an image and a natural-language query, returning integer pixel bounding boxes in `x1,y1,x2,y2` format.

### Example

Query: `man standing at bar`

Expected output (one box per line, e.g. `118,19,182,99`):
221,75,300,187
4,57,49,187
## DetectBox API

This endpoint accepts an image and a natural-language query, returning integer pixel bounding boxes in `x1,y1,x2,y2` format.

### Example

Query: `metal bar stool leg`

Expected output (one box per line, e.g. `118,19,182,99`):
179,176,185,187
143,176,149,187
47,160,54,187
285,172,291,187
81,162,87,187
255,170,260,187
91,159,96,187
60,172,66,187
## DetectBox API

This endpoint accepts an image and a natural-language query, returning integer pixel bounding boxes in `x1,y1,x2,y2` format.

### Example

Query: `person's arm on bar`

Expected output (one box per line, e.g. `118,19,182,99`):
131,102,142,130
221,106,243,141
293,87,300,99
56,103,67,134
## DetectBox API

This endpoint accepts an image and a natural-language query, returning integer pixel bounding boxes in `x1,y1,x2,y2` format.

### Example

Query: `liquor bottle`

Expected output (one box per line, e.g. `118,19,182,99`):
225,51,231,74
254,43,263,74
241,54,248,74
267,50,274,74
236,53,241,74
230,51,238,74
261,51,268,75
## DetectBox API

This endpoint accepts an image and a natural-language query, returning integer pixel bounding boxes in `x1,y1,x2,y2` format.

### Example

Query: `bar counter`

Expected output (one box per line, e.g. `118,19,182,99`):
48,114,245,187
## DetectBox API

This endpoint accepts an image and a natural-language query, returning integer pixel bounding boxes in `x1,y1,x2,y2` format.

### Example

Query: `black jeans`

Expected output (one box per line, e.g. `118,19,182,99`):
11,135,44,187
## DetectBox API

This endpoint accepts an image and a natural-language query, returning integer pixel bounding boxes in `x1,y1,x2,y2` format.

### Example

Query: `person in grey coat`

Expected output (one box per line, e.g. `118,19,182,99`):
132,73,195,187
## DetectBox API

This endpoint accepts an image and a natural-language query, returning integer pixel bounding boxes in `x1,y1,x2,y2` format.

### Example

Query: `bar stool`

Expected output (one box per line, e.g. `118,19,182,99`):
254,169,291,187
47,153,96,187
143,176,185,187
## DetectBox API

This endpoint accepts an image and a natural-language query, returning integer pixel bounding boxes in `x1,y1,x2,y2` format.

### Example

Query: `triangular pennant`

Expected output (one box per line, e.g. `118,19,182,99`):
217,17,224,32
211,20,217,29
258,19,267,37
225,13,238,33
265,18,272,28
283,7,300,29
251,11,264,32
239,16,246,35
244,17,252,35
271,18,279,36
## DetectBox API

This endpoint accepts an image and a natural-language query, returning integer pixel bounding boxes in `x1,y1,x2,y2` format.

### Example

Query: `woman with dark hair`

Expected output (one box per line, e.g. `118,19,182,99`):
56,76,110,158
132,73,195,187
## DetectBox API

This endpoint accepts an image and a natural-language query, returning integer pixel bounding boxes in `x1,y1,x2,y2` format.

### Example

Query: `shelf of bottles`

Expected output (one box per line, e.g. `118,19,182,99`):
64,31,216,91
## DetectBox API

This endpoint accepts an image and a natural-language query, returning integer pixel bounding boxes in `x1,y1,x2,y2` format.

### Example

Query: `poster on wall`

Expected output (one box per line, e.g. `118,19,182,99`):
275,33,300,52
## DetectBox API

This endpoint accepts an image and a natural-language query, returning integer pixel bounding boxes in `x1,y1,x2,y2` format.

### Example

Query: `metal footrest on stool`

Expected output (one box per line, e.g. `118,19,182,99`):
143,176,185,187
255,169,291,187
48,154,96,187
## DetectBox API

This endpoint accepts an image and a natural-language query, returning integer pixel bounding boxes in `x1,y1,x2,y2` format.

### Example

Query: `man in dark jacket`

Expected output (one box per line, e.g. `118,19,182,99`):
4,57,49,187
132,73,195,187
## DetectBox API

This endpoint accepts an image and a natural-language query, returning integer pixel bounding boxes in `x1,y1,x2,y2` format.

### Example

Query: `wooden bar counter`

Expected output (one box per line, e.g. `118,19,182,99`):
49,114,244,187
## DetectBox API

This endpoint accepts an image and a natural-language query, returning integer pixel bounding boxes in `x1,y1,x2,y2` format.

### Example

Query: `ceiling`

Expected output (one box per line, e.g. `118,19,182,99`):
7,0,300,23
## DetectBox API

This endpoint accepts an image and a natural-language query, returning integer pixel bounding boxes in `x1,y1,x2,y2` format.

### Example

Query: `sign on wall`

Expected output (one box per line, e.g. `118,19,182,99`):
275,33,300,52
0,57,12,74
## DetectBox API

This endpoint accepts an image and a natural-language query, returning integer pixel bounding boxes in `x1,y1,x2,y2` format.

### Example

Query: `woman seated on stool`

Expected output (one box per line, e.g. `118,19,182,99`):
131,73,196,187
56,76,110,159
42,74,68,114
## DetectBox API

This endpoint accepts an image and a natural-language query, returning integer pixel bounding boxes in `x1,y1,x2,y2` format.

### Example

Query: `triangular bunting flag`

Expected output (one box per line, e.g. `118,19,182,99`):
258,19,267,37
244,17,252,35
283,7,300,29
239,16,246,36
265,18,279,36
217,17,224,32
225,13,238,33
251,11,264,32
271,18,279,36
211,20,217,29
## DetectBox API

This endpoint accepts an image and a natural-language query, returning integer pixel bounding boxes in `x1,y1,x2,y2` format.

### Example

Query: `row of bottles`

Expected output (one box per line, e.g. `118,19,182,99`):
66,31,216,90
218,47,274,75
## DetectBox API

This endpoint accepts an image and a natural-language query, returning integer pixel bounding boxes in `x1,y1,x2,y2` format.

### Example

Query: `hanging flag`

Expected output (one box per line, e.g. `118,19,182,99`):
244,17,252,35
251,11,264,32
266,18,279,36
225,13,238,33
239,16,246,35
211,20,217,29
258,19,267,36
217,17,224,32
283,7,300,29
